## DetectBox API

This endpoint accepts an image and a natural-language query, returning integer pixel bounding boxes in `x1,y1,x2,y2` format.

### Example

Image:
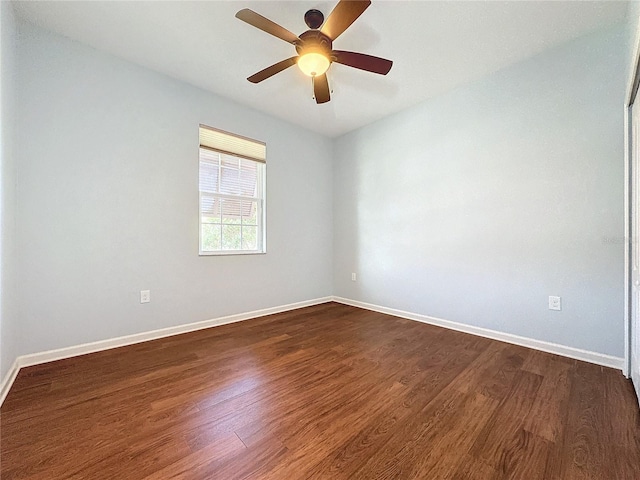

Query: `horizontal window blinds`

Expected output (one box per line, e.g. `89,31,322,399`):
199,149,258,197
199,125,266,163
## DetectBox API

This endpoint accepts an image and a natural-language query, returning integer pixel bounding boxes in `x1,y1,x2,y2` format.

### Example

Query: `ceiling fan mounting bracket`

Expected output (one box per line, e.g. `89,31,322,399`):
304,9,325,29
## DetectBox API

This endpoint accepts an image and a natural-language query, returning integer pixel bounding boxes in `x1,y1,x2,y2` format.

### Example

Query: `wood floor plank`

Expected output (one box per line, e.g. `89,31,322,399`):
349,390,498,480
559,362,609,479
141,433,246,480
468,370,544,475
601,366,640,475
451,454,498,479
522,354,572,443
1,302,639,479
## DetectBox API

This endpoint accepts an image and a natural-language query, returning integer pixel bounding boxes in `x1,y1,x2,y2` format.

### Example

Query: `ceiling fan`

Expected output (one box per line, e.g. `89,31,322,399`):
235,0,393,104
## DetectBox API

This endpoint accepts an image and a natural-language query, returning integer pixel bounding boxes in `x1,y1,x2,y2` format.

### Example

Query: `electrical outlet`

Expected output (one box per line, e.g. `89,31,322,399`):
548,296,561,311
351,273,357,281
140,290,151,304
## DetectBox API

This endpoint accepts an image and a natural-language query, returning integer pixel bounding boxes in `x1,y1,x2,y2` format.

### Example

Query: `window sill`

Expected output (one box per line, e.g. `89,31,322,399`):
199,250,266,256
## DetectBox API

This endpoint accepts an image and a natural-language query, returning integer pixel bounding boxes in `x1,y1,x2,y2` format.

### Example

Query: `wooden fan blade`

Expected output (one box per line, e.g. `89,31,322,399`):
313,73,331,104
236,9,301,45
332,50,392,75
320,0,371,41
247,57,299,83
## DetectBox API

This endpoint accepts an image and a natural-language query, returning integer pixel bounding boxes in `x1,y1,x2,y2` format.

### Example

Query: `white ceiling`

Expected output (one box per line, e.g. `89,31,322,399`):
12,1,630,138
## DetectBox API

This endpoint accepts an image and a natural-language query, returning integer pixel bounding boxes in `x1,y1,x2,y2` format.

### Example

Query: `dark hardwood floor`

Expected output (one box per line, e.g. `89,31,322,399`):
1,302,639,479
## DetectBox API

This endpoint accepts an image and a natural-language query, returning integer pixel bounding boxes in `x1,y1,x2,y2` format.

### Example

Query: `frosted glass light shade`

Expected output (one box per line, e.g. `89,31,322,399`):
297,53,330,77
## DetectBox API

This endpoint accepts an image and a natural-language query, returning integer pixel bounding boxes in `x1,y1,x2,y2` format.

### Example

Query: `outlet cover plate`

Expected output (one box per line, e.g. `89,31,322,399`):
140,290,151,304
548,295,561,311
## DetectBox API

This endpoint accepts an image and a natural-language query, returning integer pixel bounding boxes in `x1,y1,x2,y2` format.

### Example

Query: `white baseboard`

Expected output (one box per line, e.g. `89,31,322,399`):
332,296,625,371
0,296,332,407
0,358,20,408
1,295,625,408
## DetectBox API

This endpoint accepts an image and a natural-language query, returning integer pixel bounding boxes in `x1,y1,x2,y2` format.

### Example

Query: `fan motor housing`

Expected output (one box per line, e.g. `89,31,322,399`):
296,30,333,58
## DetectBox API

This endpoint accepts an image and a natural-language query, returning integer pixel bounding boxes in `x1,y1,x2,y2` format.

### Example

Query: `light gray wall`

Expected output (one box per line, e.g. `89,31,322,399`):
333,25,627,357
1,2,17,381
14,22,333,356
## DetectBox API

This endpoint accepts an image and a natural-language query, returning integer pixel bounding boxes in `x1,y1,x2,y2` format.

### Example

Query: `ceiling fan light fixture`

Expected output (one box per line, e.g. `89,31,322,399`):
297,52,330,77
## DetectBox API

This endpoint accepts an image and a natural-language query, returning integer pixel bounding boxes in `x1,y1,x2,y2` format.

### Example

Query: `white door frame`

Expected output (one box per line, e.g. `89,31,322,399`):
624,105,632,378
625,21,640,387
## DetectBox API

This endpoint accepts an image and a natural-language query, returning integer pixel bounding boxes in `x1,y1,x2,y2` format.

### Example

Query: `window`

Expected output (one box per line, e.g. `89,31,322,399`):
199,125,266,255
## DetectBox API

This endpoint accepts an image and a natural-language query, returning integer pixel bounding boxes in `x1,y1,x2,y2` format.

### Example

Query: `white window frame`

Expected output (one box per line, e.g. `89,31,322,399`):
198,126,266,256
